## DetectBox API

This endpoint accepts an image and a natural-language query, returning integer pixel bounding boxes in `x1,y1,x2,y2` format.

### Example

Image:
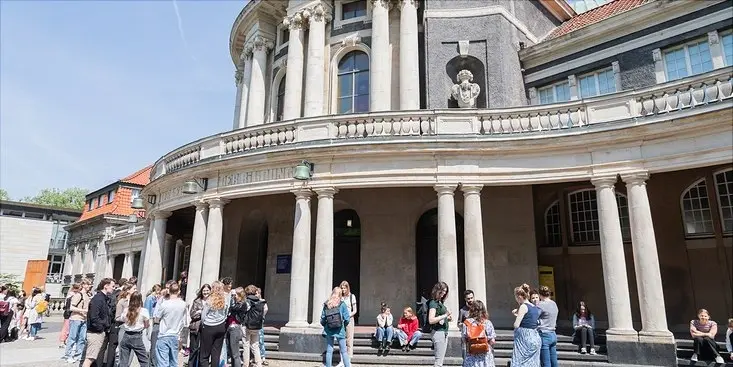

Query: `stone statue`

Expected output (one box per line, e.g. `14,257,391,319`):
451,69,480,108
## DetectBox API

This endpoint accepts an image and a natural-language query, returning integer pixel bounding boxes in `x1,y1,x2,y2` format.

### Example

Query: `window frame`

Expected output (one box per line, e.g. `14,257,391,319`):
713,168,733,235
537,80,571,105
543,200,562,247
130,188,141,203
337,50,370,114
275,74,286,122
680,178,715,237
334,0,370,29
275,23,289,53
577,67,616,98
662,37,714,82
567,188,630,245
720,29,733,67
107,190,115,204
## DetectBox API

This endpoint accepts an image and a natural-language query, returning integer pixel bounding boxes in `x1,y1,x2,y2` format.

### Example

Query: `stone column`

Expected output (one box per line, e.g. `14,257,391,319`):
105,255,114,278
303,3,330,117
286,188,312,328
435,184,460,331
186,202,209,302
282,13,305,120
72,246,81,276
121,251,133,279
370,0,391,111
63,250,74,277
399,0,419,110
591,177,636,337
310,187,337,327
233,48,253,130
141,212,171,293
622,172,673,340
246,35,274,126
138,221,153,286
462,185,486,303
201,199,228,284
172,239,183,280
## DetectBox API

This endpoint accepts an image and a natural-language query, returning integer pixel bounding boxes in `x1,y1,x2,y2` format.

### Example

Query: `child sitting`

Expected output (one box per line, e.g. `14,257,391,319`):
395,307,422,352
375,302,394,352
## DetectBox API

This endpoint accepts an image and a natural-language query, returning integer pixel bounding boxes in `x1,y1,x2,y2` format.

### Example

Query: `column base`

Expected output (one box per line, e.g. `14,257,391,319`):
606,329,677,366
444,330,464,358
278,326,324,353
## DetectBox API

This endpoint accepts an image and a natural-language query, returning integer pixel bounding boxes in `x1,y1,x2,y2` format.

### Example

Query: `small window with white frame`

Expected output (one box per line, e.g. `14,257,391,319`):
578,68,615,98
130,188,141,203
538,81,571,104
663,38,713,81
720,30,733,67
276,23,289,51
334,0,370,29
680,178,714,236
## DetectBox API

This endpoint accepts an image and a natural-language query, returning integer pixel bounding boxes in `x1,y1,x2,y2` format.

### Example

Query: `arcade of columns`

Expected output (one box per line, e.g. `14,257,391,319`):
232,0,421,130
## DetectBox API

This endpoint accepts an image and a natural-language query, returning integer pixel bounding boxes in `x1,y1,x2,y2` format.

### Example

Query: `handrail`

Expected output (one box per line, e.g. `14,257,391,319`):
151,68,732,181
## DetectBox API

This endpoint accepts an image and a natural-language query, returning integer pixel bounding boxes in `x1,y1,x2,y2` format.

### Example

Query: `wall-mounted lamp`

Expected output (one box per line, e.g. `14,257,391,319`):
346,219,353,228
182,178,209,194
131,198,144,210
293,160,314,181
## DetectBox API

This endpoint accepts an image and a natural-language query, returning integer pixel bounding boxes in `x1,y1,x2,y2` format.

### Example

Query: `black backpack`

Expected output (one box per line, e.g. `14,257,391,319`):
416,298,430,332
244,299,265,330
324,304,343,329
63,297,73,319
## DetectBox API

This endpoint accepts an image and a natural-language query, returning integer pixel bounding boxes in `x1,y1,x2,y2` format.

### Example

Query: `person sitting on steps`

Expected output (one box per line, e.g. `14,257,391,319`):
375,302,394,353
395,307,422,352
690,308,725,364
572,301,596,355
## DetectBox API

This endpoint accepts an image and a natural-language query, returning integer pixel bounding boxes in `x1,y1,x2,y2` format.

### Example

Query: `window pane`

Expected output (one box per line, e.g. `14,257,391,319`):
723,33,733,66
681,180,714,235
688,41,713,75
354,95,369,113
338,55,354,73
354,52,369,71
338,97,353,114
342,0,367,20
664,48,688,81
715,169,733,232
538,87,554,104
355,71,369,95
597,69,616,95
338,74,353,98
579,74,597,98
555,82,570,102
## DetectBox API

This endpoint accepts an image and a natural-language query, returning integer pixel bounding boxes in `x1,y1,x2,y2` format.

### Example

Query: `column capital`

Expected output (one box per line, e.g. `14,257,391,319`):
434,184,458,195
591,175,618,189
461,184,483,196
193,200,208,211
291,188,313,200
371,0,393,10
399,0,419,9
151,211,172,220
283,12,306,30
205,198,229,209
248,35,275,53
621,171,650,186
304,2,332,24
313,187,338,199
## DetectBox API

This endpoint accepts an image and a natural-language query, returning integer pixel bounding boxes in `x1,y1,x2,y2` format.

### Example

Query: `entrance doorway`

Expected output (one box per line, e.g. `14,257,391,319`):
236,221,269,293
415,208,465,302
113,254,124,281
333,209,361,324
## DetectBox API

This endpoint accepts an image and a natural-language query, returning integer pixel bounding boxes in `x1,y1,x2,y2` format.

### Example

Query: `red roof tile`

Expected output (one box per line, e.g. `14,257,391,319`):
546,0,651,40
77,165,152,223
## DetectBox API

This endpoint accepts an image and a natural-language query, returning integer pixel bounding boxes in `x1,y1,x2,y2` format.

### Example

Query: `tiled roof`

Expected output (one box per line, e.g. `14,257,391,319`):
77,165,152,223
546,0,651,40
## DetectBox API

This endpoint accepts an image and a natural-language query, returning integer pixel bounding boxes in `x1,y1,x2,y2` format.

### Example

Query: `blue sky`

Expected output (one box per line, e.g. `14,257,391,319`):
0,0,247,199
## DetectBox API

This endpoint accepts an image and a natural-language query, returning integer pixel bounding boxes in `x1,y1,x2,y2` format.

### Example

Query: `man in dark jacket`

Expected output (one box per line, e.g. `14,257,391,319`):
105,279,125,367
82,278,115,367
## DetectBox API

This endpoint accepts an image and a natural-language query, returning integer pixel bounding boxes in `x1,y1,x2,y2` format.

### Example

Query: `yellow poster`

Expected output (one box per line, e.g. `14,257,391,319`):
538,266,556,297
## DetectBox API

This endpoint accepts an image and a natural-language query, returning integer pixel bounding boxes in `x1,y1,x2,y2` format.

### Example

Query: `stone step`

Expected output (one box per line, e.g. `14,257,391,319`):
675,338,728,350
676,358,733,366
676,348,732,359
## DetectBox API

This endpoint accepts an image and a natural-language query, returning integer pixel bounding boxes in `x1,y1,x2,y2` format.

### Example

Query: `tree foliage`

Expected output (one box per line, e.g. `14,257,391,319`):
0,273,22,293
21,187,88,211
0,188,8,201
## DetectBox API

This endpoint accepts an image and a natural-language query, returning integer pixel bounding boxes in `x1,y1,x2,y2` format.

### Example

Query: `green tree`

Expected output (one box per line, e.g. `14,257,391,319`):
0,273,22,293
0,188,9,201
22,187,88,211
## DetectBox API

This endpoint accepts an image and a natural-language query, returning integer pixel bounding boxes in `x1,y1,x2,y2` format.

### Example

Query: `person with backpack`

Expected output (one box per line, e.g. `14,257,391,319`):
395,307,422,352
320,287,351,367
242,285,265,367
63,281,91,363
59,284,77,347
24,288,46,340
461,300,496,367
0,285,12,343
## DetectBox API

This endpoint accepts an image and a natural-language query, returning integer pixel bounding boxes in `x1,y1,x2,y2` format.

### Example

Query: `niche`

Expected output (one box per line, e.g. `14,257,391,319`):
446,55,487,108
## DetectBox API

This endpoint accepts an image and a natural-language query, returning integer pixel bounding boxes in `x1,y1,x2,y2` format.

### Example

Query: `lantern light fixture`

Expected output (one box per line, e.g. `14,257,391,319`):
183,178,209,195
293,160,314,181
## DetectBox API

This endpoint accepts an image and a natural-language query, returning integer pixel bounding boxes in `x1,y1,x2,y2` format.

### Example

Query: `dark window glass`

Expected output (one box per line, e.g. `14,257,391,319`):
342,0,367,20
337,51,369,114
276,75,286,121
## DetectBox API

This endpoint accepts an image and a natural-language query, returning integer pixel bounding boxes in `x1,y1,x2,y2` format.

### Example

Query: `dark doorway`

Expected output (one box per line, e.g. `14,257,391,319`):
333,209,361,324
415,208,465,302
236,221,269,293
113,254,125,281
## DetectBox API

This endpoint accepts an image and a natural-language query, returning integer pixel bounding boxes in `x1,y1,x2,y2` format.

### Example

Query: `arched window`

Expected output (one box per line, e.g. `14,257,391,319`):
714,169,733,233
337,51,369,113
568,189,630,244
544,201,562,247
680,178,714,235
276,75,286,121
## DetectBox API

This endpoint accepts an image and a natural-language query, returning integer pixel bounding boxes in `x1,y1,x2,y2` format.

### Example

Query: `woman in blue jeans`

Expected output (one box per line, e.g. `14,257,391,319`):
536,286,559,367
320,287,351,367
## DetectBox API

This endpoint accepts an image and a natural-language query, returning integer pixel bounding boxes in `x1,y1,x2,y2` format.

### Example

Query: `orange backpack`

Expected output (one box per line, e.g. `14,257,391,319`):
463,319,490,355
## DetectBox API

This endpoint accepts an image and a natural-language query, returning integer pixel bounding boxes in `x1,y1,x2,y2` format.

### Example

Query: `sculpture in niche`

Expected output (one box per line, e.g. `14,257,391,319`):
451,69,480,108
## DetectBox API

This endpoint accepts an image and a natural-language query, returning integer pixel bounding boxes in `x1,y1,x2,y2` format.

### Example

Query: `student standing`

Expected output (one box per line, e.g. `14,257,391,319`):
119,292,150,367
199,281,230,367
321,287,351,367
63,280,91,363
82,278,115,367
428,282,452,367
536,286,559,367
154,283,188,367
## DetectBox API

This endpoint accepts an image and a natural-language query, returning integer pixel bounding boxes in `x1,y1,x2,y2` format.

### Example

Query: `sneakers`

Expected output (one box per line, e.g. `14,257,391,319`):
690,353,698,362
589,348,597,355
336,362,344,367
66,357,78,364
715,356,724,364
580,348,587,354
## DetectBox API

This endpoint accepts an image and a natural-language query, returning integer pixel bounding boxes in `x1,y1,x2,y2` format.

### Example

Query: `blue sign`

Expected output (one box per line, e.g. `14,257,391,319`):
276,254,291,274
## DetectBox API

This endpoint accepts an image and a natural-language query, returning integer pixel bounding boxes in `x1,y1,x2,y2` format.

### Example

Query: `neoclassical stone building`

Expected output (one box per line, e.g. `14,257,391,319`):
139,0,732,364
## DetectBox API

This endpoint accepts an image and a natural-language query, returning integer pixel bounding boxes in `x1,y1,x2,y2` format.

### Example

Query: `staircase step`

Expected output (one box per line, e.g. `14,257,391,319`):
676,339,728,350
677,358,733,366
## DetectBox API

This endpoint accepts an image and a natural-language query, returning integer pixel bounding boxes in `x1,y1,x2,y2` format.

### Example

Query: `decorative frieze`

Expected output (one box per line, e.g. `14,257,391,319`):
220,166,295,187
159,185,186,204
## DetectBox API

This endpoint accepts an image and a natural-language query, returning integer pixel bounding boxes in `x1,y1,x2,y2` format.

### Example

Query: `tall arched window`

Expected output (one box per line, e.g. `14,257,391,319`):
568,189,630,244
681,178,714,236
337,51,369,114
276,75,286,121
714,169,733,233
544,201,562,247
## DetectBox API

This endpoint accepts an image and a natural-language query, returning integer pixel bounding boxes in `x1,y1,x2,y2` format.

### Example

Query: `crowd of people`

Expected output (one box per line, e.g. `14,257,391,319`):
0,285,49,342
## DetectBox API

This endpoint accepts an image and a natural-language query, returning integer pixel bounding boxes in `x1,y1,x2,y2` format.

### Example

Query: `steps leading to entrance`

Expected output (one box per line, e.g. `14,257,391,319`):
263,328,613,366
675,338,733,366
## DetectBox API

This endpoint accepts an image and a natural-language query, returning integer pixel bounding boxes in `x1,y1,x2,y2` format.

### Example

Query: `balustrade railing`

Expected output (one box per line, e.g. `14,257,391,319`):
151,68,732,180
